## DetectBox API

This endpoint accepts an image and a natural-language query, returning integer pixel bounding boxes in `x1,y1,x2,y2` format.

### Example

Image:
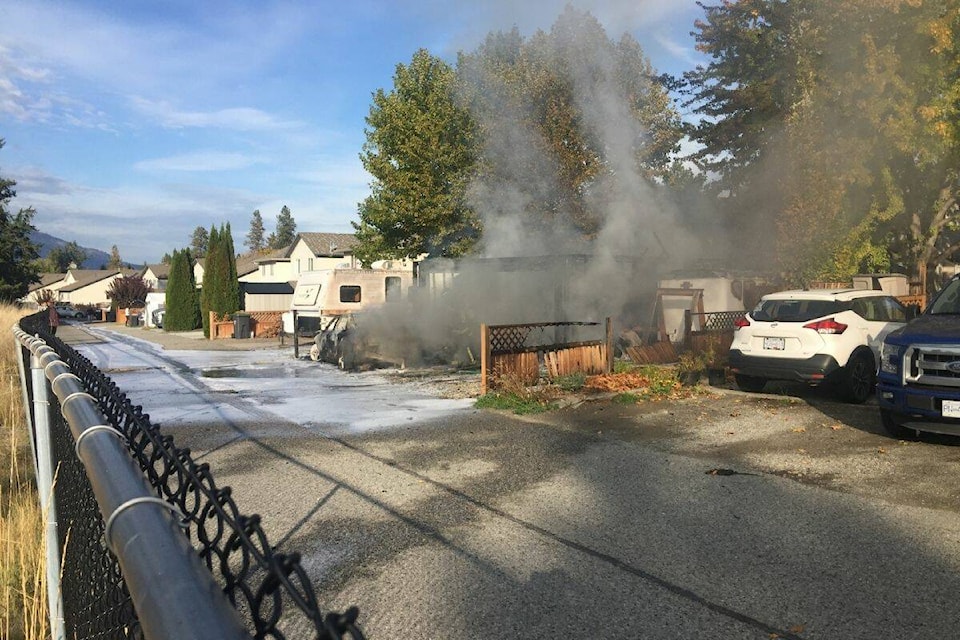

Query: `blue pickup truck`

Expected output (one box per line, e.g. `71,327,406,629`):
877,275,960,438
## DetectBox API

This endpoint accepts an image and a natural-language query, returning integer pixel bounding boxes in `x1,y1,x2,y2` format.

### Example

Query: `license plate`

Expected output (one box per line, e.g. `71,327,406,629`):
942,400,960,418
763,337,785,351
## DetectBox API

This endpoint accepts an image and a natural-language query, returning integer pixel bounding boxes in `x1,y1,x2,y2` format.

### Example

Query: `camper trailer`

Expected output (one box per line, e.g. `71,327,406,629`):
287,267,414,365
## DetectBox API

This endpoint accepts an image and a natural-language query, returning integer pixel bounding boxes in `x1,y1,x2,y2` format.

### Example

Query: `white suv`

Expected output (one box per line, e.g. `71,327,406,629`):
728,289,910,403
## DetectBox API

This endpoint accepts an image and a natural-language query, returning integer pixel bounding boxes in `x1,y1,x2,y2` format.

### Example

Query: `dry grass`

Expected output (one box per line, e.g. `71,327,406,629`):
0,304,47,640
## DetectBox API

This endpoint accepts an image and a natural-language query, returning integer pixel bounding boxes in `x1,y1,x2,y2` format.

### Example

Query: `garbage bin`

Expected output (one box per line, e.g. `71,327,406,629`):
126,313,140,327
233,313,251,339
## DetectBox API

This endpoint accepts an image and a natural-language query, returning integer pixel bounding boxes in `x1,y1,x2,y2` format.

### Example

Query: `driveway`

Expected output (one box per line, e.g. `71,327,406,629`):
66,323,960,639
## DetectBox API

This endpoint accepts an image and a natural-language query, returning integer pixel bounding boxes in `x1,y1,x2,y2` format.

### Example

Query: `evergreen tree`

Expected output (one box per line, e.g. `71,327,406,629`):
271,205,297,249
199,226,220,337
190,225,209,258
245,209,266,252
224,222,242,310
0,141,40,302
46,241,88,272
164,249,200,331
107,244,123,269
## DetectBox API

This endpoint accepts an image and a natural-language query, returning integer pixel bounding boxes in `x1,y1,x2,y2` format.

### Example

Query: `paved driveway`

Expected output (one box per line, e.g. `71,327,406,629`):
68,324,960,639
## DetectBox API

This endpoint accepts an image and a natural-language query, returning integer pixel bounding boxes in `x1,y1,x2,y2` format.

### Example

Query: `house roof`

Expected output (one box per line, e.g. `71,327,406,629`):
144,263,171,278
289,232,358,258
252,246,290,264
29,272,68,292
59,269,135,293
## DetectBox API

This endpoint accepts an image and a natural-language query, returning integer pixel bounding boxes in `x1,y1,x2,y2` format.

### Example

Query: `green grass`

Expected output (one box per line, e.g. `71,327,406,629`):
474,392,555,414
553,372,586,391
612,392,641,404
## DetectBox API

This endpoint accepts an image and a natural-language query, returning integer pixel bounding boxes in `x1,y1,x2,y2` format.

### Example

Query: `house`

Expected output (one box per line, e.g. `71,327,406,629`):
287,232,359,277
141,263,171,292
238,247,294,312
51,269,138,307
23,272,71,307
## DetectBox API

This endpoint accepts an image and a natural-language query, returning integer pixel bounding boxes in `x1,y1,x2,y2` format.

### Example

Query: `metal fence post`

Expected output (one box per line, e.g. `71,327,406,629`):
29,343,66,640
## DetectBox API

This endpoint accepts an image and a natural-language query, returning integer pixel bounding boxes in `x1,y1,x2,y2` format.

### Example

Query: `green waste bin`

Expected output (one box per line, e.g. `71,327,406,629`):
233,313,251,339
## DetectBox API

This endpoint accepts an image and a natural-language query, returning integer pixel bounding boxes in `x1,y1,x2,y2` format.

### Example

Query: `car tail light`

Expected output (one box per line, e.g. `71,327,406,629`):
803,318,847,334
733,316,750,330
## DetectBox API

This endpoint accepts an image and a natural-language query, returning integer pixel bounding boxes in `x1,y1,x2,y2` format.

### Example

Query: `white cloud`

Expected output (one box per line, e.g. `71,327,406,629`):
129,97,302,132
134,151,265,172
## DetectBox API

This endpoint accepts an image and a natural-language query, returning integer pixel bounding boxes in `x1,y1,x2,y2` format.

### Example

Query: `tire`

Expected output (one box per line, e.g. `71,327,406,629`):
840,351,875,404
880,408,916,440
735,374,767,393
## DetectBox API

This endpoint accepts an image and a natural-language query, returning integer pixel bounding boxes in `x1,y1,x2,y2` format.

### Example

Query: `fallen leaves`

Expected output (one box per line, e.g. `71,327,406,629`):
792,427,806,433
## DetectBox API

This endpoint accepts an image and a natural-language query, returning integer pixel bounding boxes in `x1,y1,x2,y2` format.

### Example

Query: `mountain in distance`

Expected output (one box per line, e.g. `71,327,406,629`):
30,230,113,270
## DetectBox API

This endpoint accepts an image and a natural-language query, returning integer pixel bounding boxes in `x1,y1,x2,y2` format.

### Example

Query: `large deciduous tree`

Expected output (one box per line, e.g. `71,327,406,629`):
354,48,479,264
679,0,957,288
0,140,40,302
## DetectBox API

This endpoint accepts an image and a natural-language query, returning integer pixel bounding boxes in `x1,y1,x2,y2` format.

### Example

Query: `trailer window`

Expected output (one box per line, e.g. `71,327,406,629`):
385,277,401,302
340,285,361,303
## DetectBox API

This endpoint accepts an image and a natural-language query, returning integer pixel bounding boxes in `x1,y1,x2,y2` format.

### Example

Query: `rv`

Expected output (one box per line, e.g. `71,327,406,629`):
287,267,414,365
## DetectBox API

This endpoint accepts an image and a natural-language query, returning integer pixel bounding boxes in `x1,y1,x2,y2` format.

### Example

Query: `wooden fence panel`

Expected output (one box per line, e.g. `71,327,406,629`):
625,341,677,365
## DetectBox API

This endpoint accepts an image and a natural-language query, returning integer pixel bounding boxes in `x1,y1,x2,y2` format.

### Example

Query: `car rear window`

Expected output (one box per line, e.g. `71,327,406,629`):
751,299,848,322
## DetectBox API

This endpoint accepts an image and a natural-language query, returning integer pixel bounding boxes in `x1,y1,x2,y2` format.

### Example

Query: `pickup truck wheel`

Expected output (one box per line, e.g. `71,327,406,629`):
734,374,767,393
880,408,916,440
840,351,875,403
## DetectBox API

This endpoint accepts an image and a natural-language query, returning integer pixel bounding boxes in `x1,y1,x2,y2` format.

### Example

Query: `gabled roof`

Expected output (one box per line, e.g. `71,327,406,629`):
252,246,290,264
144,263,171,278
288,232,358,258
59,269,135,293
29,272,68,292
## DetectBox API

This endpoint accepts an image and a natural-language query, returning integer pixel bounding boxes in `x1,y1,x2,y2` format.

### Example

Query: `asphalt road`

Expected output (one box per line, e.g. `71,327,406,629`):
63,322,960,639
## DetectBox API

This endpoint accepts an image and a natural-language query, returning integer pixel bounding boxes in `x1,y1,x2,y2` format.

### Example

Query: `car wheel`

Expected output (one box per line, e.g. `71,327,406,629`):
880,408,916,440
735,374,767,393
840,351,875,403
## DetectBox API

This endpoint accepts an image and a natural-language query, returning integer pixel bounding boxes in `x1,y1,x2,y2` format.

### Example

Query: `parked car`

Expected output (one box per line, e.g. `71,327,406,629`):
728,288,911,402
151,308,165,328
877,275,960,438
55,303,86,319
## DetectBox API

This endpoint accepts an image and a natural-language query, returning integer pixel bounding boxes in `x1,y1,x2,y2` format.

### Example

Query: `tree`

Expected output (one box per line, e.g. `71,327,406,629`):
0,139,40,302
164,248,200,331
245,209,266,252
199,223,240,337
107,244,123,269
46,241,88,272
354,48,479,264
106,274,151,309
161,252,173,265
190,225,209,258
677,0,953,286
199,226,219,337
270,205,297,249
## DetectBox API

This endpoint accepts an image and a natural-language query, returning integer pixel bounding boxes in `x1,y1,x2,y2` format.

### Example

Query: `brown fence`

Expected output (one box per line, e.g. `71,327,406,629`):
480,319,613,394
208,310,285,340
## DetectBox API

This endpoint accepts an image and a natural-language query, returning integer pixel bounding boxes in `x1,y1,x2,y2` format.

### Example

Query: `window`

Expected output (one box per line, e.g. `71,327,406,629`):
385,277,401,302
340,285,361,303
753,299,846,322
308,258,314,271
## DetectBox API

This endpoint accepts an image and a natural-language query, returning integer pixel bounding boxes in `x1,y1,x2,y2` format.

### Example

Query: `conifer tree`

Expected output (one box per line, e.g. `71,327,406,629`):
200,226,220,337
164,249,200,331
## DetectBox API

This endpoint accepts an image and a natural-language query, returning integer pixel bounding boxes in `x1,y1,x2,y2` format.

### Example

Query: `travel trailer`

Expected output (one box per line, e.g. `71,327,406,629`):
286,267,414,365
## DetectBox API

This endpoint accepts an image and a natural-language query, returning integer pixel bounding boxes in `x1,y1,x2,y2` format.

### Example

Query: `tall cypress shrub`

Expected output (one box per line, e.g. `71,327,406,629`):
164,248,200,331
200,226,220,337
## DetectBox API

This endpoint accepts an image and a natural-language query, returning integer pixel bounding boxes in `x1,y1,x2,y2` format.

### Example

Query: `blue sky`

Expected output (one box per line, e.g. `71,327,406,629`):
0,0,706,264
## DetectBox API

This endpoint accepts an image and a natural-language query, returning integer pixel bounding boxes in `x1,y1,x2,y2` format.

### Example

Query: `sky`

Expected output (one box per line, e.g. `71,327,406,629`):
0,0,707,265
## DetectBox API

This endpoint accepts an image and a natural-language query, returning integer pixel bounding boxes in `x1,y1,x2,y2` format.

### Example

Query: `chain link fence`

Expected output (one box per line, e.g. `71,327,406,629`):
16,310,363,640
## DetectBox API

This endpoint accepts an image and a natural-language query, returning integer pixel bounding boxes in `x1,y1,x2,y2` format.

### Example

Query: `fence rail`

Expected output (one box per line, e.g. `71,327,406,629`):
15,311,363,640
